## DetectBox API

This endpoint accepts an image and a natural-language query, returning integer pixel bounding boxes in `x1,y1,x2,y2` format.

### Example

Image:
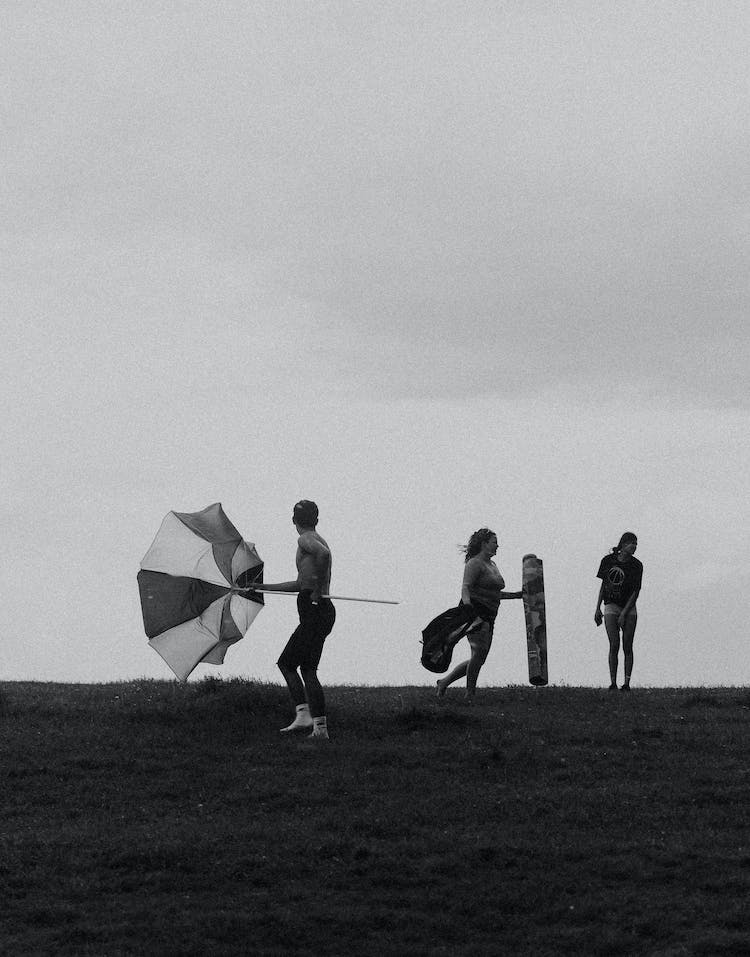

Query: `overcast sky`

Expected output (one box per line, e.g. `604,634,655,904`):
3,1,749,689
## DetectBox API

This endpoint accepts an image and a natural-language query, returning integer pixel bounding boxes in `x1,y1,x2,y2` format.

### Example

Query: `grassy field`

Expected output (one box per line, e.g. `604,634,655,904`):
1,679,749,956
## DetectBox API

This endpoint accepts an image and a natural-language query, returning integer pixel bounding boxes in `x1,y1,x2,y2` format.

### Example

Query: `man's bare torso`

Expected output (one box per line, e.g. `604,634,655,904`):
296,530,332,593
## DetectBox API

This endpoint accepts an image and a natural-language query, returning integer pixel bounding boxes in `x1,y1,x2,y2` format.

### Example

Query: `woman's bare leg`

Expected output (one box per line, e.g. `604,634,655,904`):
604,614,621,688
465,625,492,697
465,645,489,696
621,614,637,687
437,624,492,697
437,660,469,695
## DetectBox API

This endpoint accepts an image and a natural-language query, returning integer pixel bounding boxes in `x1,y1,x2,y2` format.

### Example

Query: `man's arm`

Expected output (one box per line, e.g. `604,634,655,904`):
256,579,300,593
500,591,523,600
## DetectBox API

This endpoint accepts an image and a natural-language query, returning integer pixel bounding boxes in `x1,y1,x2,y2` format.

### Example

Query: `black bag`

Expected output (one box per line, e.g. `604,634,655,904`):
420,604,482,673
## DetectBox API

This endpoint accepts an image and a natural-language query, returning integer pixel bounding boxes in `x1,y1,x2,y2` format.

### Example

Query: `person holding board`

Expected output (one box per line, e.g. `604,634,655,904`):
436,528,522,699
594,532,643,690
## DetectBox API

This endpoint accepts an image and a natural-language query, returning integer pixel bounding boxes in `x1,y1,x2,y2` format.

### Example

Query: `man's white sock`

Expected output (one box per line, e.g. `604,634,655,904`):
280,703,313,733
310,716,329,739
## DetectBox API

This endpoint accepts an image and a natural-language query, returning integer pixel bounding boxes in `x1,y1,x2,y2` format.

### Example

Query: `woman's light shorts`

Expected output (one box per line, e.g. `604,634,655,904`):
603,603,637,619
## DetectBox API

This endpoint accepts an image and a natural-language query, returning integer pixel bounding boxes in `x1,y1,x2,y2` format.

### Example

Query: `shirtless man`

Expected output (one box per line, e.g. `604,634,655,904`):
260,500,335,739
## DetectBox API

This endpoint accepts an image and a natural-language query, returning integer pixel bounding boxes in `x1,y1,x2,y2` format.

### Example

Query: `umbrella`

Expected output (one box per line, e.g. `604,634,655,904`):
137,503,263,681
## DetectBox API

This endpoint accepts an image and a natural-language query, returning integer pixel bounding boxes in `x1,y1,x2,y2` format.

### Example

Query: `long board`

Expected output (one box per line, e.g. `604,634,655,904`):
522,553,548,686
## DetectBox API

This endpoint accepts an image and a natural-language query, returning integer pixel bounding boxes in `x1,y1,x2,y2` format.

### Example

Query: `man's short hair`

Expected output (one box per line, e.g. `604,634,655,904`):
293,500,319,527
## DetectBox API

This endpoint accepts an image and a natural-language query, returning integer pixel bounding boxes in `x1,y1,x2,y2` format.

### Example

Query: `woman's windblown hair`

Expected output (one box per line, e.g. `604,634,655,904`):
462,528,496,563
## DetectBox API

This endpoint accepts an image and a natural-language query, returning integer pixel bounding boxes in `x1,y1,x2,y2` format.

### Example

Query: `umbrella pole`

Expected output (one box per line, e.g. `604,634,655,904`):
325,594,399,605
234,587,399,605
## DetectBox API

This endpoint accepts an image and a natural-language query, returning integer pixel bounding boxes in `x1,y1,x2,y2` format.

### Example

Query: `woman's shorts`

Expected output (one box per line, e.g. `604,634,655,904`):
603,603,637,619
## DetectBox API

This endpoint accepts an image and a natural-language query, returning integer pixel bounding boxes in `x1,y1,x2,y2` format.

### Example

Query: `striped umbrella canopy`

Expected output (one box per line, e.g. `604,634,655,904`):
137,503,263,681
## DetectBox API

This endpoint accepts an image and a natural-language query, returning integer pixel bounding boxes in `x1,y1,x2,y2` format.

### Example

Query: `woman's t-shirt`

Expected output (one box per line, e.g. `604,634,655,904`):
463,557,505,621
597,553,643,607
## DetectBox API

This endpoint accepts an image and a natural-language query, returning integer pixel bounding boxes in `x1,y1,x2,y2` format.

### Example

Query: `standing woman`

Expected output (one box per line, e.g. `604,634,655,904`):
437,528,522,698
594,532,643,690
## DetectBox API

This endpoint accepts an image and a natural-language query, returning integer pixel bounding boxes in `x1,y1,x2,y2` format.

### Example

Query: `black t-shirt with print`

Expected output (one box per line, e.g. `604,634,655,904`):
597,553,643,607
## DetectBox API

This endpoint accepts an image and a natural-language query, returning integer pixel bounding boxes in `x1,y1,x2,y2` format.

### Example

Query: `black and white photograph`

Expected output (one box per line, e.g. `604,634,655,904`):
3,2,749,953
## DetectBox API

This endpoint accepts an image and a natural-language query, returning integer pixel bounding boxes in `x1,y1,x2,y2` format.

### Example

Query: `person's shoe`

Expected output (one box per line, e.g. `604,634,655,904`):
608,683,617,691
620,683,631,691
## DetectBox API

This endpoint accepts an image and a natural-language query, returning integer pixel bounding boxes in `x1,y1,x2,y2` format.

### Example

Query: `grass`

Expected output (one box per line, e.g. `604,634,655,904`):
1,679,750,955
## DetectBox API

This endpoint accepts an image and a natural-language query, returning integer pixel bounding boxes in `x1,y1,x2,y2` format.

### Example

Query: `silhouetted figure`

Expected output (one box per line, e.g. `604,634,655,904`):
594,532,643,690
261,500,335,738
437,528,522,699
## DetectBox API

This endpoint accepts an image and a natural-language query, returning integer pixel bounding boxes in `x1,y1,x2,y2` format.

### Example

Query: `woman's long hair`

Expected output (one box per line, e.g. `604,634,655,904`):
611,531,637,554
462,528,496,563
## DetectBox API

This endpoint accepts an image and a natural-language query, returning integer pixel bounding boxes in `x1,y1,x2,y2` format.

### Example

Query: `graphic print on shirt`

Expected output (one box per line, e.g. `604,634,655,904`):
605,565,626,602
597,553,642,608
